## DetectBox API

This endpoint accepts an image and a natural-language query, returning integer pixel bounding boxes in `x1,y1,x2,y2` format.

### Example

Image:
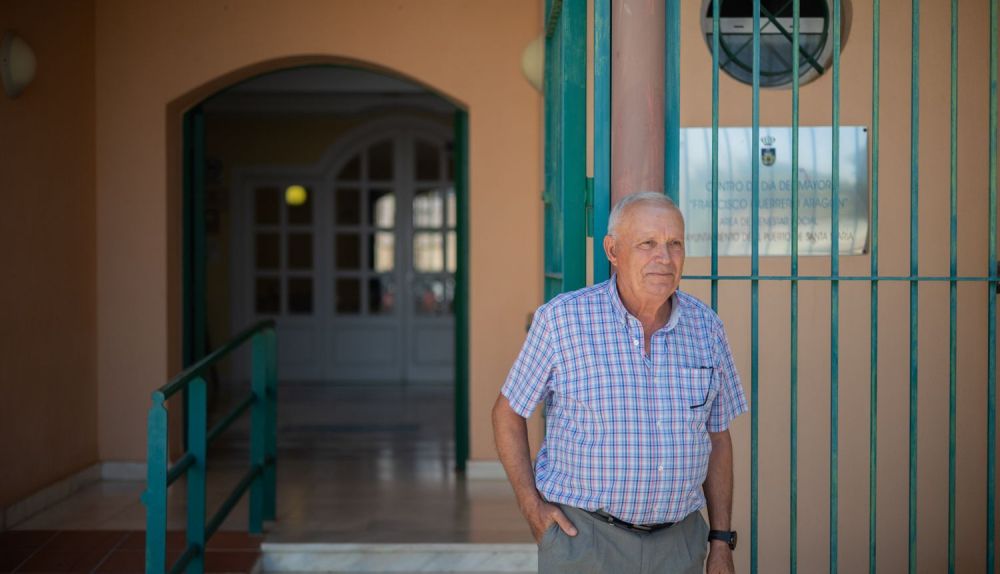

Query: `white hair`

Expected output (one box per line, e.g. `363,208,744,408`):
606,191,682,237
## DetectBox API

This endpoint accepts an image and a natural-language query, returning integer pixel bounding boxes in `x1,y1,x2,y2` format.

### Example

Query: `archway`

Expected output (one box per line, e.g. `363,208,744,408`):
174,62,470,487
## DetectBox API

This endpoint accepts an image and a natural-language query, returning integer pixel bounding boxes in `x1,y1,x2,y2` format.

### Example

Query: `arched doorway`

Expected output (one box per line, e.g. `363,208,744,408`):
182,64,469,470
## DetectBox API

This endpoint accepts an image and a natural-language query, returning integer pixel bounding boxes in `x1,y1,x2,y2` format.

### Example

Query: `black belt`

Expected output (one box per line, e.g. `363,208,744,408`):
588,509,676,533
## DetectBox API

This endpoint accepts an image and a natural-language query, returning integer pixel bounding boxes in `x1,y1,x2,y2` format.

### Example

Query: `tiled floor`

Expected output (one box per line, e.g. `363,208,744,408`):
9,383,531,556
0,530,261,573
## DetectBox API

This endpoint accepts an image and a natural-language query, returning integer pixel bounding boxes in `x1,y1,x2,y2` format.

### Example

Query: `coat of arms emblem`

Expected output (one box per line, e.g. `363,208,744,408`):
761,135,776,166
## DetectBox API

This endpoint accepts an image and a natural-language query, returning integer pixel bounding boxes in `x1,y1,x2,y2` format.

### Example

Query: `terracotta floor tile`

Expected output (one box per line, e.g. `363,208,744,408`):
43,532,127,554
90,549,144,574
117,532,185,552
204,532,262,551
203,551,259,573
0,548,36,573
16,550,107,573
0,532,56,551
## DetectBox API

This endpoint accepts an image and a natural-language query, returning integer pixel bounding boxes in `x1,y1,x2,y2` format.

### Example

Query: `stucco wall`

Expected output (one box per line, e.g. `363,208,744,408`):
94,1,543,462
0,1,97,508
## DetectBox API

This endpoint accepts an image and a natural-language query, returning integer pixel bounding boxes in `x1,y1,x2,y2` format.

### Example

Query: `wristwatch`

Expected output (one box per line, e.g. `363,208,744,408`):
708,529,738,550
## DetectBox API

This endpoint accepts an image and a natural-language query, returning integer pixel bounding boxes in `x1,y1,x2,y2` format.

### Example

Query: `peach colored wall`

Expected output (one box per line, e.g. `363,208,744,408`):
0,2,97,508
94,1,543,461
674,1,998,572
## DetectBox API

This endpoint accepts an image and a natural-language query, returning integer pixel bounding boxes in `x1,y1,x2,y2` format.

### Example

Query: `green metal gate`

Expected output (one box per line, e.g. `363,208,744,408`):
544,0,1000,572
543,0,587,300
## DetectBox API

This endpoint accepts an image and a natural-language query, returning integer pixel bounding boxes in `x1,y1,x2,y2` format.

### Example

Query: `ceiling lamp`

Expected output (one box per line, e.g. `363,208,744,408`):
1,31,36,98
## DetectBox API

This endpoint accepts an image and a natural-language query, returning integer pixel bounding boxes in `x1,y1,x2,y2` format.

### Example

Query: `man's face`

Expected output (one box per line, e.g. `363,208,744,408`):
604,203,686,301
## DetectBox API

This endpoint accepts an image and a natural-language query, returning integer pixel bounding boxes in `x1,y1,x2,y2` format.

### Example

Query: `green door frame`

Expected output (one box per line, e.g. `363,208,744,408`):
180,78,471,472
543,0,587,300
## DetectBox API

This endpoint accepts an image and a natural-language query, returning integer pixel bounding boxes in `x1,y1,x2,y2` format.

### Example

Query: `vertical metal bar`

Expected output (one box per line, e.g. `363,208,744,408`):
543,0,559,301
947,0,958,571
144,395,168,574
264,328,278,521
561,0,587,292
790,1,801,572
869,0,881,572
830,1,842,573
908,1,920,571
593,0,611,281
751,1,761,572
987,1,998,570
249,334,267,534
664,0,680,202
711,0,720,312
454,109,470,472
186,377,207,574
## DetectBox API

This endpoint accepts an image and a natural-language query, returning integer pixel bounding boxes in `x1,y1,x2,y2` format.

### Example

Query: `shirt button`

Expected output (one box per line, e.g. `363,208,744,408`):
633,339,640,346
657,465,665,471
656,421,663,428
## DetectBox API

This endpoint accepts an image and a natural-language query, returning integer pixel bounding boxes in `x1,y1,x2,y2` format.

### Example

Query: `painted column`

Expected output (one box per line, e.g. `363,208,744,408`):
611,0,665,205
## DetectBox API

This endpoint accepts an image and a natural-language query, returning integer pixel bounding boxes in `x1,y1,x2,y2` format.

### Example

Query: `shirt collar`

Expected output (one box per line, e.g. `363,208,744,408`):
607,274,683,331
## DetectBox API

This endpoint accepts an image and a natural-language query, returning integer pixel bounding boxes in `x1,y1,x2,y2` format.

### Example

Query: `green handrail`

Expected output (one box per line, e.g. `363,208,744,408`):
142,319,278,574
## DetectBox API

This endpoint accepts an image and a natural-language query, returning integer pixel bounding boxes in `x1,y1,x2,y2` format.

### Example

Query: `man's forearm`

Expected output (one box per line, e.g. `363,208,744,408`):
704,429,734,530
492,395,542,514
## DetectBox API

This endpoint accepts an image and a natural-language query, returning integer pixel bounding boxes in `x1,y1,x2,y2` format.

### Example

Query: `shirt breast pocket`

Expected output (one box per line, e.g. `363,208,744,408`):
666,366,717,432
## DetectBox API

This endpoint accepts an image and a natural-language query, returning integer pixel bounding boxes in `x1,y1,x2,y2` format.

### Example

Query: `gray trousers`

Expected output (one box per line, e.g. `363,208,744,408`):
537,504,709,574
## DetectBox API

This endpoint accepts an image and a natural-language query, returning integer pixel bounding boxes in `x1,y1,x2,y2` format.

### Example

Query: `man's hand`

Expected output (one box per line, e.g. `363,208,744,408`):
706,541,735,574
492,395,578,544
524,498,578,543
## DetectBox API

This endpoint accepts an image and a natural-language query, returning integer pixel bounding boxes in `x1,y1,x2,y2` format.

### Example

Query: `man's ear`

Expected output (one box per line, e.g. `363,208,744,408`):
603,235,617,265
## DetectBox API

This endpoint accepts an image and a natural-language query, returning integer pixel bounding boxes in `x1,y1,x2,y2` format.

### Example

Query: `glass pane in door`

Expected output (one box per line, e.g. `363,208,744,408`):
413,188,444,228
335,233,361,270
256,233,280,270
288,233,312,270
369,276,395,314
369,231,395,272
336,188,361,225
412,276,454,316
369,189,395,228
413,232,444,272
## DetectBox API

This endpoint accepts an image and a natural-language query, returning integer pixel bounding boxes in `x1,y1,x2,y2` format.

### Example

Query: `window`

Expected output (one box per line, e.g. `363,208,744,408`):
701,0,849,89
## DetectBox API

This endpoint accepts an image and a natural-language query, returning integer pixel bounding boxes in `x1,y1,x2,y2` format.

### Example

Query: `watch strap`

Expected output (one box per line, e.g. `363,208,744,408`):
707,529,737,550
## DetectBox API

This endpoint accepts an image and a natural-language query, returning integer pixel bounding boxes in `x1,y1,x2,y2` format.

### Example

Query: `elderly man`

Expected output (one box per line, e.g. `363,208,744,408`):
493,192,747,574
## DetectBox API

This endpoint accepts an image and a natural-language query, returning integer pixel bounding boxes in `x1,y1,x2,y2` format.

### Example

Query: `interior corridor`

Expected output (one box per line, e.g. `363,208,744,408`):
9,384,528,544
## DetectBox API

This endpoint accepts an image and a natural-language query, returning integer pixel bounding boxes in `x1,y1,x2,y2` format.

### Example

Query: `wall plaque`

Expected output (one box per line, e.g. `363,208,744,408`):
678,126,869,257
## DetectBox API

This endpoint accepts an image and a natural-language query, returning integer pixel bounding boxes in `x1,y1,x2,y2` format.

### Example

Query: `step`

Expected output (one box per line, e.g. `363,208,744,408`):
258,543,538,573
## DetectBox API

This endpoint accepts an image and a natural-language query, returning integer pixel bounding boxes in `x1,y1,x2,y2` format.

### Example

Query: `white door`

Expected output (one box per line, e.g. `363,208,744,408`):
327,128,455,383
234,121,455,383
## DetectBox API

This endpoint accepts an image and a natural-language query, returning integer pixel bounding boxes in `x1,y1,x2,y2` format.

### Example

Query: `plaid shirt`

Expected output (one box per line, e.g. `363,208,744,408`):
501,276,748,524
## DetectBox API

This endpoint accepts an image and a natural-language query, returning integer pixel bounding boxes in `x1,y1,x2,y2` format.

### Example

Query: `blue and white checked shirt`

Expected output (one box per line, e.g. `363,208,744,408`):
501,276,748,525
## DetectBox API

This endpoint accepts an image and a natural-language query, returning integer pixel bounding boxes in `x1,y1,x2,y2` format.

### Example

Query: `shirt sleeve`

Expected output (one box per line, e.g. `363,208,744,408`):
707,320,748,432
500,304,558,418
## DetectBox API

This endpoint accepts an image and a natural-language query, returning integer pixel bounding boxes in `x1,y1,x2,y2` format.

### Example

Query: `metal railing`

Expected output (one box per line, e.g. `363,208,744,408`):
142,320,277,574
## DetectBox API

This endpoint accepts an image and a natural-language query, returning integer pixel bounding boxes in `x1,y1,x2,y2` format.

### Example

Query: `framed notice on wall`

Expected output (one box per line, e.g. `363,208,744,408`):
678,126,869,257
